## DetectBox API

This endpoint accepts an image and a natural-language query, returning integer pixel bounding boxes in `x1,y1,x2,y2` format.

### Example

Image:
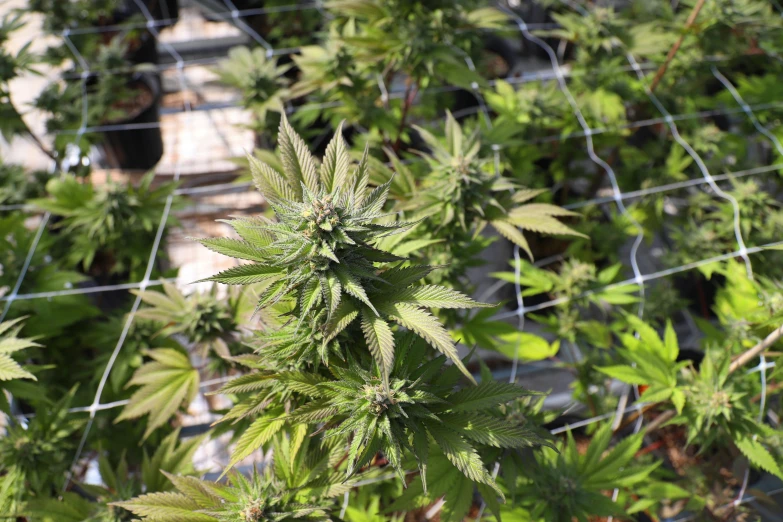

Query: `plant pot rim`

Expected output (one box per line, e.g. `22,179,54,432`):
103,72,161,125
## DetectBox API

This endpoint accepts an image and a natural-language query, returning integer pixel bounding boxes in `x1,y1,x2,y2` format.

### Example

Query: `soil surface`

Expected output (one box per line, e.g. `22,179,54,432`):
106,81,155,123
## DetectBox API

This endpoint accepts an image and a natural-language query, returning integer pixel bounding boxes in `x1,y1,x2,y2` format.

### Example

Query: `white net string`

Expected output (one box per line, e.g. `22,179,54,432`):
706,61,783,511
42,53,747,138
62,0,195,488
0,28,96,322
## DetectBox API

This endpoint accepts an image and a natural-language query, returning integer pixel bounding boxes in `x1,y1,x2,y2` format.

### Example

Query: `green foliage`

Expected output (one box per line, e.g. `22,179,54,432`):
133,283,245,359
283,336,548,491
0,161,48,205
327,0,505,83
0,317,40,415
199,116,487,383
599,317,687,413
115,434,355,522
32,173,179,279
512,423,661,521
10,2,783,521
214,47,291,135
0,388,82,496
22,429,206,522
408,113,584,262
116,348,199,439
666,180,783,277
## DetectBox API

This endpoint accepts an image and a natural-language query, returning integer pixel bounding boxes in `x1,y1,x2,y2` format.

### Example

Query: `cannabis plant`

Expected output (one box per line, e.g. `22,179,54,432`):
133,283,247,359
214,46,291,138
198,116,487,384
33,173,179,281
401,114,584,286
115,434,359,522
666,180,783,278
0,161,49,206
0,317,40,415
601,302,783,480
327,0,506,84
291,24,391,134
283,335,549,491
22,429,206,522
0,388,82,497
509,422,684,521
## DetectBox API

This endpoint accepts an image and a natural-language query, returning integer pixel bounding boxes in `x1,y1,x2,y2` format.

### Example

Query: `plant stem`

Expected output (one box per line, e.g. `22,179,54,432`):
25,127,56,161
648,0,706,92
392,77,419,153
643,409,676,434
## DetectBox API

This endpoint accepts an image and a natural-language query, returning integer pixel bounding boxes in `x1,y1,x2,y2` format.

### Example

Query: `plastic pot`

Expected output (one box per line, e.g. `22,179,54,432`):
672,270,724,320
126,30,159,65
150,0,179,26
80,273,132,315
453,34,520,119
114,0,179,26
101,73,164,171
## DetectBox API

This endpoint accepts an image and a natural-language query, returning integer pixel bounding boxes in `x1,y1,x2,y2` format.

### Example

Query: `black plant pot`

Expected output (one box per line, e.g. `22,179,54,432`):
81,272,133,314
101,73,164,171
673,271,725,320
149,0,179,26
677,348,705,370
126,30,159,65
453,34,520,119
114,0,179,26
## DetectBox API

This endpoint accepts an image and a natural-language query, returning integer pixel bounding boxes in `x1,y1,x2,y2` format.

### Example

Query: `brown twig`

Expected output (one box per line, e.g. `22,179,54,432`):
25,130,57,161
392,78,420,153
648,0,706,92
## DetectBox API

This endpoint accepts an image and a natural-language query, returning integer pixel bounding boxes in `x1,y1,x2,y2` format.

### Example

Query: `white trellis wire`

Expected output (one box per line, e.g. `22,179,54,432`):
706,62,783,511
62,0,195,489
45,53,743,139
0,28,96,323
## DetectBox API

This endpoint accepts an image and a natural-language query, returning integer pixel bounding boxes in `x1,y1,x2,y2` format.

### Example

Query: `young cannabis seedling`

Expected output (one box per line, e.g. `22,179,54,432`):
197,116,488,387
